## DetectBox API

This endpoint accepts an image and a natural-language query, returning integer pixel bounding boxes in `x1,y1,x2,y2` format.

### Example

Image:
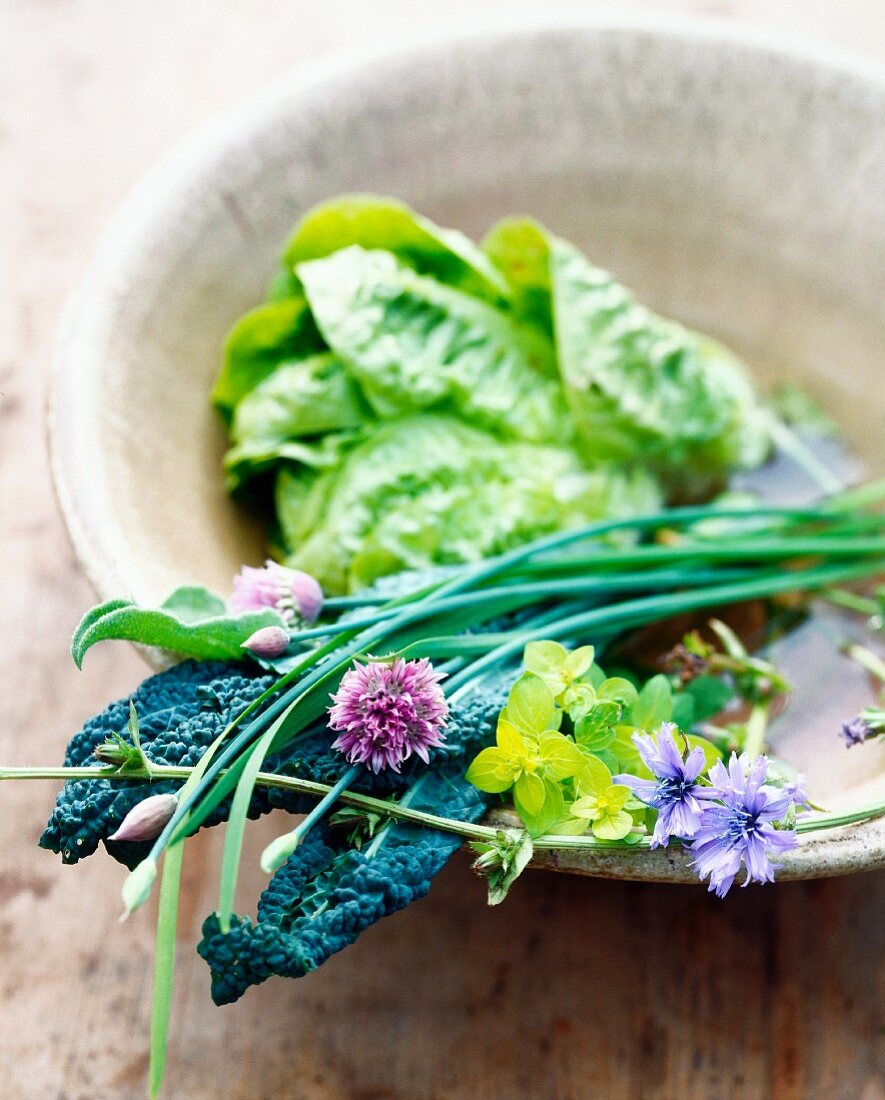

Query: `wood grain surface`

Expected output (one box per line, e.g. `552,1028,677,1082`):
1,3,883,1097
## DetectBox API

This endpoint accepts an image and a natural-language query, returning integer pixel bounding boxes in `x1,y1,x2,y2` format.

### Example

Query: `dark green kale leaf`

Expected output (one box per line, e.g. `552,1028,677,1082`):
41,656,505,872
198,767,489,1004
40,661,274,867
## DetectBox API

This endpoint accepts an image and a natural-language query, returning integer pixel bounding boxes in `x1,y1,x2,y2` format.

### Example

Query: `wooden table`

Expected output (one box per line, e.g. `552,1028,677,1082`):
1,3,882,1096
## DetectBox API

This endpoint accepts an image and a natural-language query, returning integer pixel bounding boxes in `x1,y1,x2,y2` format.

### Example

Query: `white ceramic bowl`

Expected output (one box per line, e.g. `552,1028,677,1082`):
51,14,885,881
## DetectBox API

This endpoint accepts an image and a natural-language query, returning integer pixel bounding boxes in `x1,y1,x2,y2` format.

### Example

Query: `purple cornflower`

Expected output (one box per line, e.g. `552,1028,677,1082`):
614,723,706,848
329,658,449,773
780,775,810,810
840,717,871,748
230,561,323,624
691,753,796,898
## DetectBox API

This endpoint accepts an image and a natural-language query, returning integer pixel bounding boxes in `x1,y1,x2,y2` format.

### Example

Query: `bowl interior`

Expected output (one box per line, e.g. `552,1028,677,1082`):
53,20,885,822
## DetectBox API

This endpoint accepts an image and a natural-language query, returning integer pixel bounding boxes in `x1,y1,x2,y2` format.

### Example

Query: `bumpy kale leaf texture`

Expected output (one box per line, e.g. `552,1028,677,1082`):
42,658,506,999
198,767,488,1005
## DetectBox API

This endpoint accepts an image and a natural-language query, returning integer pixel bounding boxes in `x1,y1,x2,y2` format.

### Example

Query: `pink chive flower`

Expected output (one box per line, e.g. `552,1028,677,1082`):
229,561,323,624
328,658,449,773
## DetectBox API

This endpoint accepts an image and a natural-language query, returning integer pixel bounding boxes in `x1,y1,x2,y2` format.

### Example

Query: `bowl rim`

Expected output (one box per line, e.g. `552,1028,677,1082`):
48,8,885,883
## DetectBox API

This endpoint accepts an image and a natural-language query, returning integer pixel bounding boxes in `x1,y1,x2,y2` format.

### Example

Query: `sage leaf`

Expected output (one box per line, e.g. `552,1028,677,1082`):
71,588,285,667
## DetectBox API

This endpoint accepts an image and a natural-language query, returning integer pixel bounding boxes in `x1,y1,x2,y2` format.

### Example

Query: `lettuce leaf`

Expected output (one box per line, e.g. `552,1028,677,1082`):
223,430,362,492
297,246,571,445
229,353,372,448
482,217,554,335
281,193,509,303
549,240,769,493
211,296,326,418
284,414,659,592
484,219,770,495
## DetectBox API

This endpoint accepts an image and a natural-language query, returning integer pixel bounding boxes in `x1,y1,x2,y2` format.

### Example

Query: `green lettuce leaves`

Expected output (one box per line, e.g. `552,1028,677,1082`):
281,193,509,303
279,414,659,593
484,218,770,495
214,195,770,593
297,246,568,444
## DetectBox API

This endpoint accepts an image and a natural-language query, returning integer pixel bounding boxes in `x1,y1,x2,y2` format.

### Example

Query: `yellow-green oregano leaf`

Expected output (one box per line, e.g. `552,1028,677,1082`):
505,673,557,737
514,772,546,817
496,717,526,757
591,809,634,841
517,780,565,837
538,732,587,781
466,748,516,794
575,752,614,796
562,645,595,681
524,640,569,683
596,676,639,709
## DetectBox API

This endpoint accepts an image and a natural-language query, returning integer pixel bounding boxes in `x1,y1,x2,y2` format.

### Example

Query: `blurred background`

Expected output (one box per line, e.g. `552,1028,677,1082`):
1,3,883,1098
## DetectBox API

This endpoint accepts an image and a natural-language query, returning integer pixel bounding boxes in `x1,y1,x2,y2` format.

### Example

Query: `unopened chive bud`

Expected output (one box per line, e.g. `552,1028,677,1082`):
259,832,300,874
241,625,291,659
108,793,178,843
121,857,158,916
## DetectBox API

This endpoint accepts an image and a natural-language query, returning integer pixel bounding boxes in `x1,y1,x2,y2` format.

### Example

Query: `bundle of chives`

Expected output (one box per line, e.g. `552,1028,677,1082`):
110,494,884,914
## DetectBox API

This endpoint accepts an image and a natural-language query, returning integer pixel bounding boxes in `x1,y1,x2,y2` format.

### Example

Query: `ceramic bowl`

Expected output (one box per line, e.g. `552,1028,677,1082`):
51,13,885,881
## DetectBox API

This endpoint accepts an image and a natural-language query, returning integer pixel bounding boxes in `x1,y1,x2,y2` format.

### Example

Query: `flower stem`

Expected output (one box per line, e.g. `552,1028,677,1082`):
743,703,769,759
767,416,845,496
823,589,880,617
259,763,361,873
5,764,884,847
843,643,885,685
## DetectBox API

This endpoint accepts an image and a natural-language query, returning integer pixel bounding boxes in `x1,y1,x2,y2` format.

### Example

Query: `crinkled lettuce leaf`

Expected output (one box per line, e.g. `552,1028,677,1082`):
213,199,771,594
212,296,326,419
223,430,362,492
281,193,509,304
283,414,660,592
229,353,372,450
482,217,554,335
483,219,770,495
550,240,770,493
297,246,571,445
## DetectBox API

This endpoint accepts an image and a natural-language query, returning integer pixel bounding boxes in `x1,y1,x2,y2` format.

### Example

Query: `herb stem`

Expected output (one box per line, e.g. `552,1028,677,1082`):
843,643,885,685
767,416,846,495
743,703,769,759
6,764,883,846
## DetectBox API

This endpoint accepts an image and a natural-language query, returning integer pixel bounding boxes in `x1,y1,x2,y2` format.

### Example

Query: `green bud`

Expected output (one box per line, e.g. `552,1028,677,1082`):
121,858,158,915
259,832,300,875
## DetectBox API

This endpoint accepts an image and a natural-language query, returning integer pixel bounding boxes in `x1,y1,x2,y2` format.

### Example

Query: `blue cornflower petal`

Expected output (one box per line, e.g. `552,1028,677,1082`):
617,724,708,848
689,752,797,896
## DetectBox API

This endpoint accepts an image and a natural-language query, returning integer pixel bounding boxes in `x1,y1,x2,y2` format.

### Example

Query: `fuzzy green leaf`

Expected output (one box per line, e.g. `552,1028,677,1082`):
71,590,286,667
